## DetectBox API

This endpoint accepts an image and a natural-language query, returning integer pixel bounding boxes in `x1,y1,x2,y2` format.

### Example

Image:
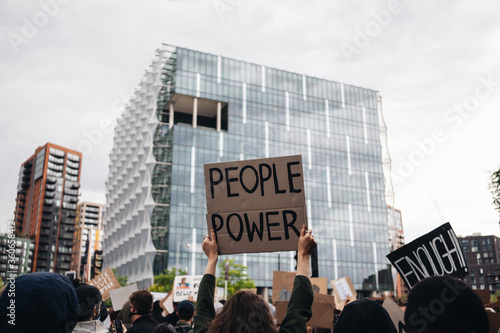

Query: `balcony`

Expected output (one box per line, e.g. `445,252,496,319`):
45,184,56,191
41,213,52,221
70,184,80,189
44,192,55,198
46,177,57,184
44,199,54,206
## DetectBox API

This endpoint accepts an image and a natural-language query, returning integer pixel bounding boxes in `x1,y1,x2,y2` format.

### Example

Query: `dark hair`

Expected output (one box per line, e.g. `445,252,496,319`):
152,322,176,333
129,290,154,314
404,276,488,333
206,291,277,333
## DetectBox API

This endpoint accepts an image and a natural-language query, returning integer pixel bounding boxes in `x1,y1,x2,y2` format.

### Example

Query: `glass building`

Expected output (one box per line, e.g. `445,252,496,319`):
103,44,393,293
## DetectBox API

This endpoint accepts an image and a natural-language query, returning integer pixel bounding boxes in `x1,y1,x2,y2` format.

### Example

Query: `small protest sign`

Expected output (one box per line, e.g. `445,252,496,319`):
330,276,357,311
382,297,407,333
272,271,327,303
88,268,121,301
487,312,500,333
386,223,468,289
204,155,307,255
173,275,203,302
275,294,336,329
109,283,138,310
474,289,491,305
160,292,174,314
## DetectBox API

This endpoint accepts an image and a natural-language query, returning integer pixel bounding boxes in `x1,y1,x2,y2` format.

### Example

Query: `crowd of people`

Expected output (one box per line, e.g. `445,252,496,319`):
0,225,491,332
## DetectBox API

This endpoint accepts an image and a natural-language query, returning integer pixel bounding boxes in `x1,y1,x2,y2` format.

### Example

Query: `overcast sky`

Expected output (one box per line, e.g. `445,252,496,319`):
1,0,499,243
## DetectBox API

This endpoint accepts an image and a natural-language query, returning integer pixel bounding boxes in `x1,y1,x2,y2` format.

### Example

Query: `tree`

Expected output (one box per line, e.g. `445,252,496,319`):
112,268,128,287
216,259,255,297
150,267,187,293
490,167,500,211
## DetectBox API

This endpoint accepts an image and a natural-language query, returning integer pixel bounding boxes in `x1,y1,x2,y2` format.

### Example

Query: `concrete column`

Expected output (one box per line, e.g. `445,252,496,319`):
169,103,174,129
193,98,198,128
216,102,221,132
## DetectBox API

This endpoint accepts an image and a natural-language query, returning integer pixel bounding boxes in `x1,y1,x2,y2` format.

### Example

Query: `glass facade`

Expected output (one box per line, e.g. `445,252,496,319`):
145,46,392,291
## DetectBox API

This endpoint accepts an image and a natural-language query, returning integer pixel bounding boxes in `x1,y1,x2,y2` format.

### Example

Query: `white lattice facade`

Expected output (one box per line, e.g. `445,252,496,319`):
103,46,175,288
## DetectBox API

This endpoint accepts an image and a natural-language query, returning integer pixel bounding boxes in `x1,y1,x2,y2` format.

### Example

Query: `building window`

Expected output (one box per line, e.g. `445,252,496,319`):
471,239,479,252
460,240,469,253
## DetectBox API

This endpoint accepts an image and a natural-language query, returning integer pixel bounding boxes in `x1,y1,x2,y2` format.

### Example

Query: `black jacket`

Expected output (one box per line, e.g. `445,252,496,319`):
128,314,159,333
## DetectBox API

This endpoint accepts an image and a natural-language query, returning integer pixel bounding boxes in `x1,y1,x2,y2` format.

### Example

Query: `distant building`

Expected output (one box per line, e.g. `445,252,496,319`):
0,233,33,281
71,202,104,281
387,206,408,296
104,44,393,292
14,143,81,274
459,234,500,292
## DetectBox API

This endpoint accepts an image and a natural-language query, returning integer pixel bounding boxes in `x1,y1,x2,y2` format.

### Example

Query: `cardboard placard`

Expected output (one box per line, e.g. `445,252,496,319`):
382,297,407,333
173,275,203,302
310,277,328,295
109,283,138,310
386,223,468,289
487,312,500,333
87,268,121,301
330,276,357,311
204,155,307,255
272,271,327,303
275,295,335,329
474,289,491,305
160,292,174,315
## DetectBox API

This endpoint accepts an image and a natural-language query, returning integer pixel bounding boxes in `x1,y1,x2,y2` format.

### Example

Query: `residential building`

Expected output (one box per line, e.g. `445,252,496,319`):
71,202,104,281
103,44,393,293
459,234,500,292
14,143,81,274
0,233,33,281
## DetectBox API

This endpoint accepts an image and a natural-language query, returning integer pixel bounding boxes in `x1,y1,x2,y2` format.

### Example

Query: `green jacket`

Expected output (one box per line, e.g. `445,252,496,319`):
194,274,313,333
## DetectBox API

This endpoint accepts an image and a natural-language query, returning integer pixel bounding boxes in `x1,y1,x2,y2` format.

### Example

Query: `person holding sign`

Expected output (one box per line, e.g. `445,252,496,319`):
194,224,316,333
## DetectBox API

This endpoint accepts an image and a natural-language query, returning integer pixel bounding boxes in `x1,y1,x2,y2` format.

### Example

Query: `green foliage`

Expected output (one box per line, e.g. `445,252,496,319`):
150,267,188,293
492,290,500,302
489,167,500,211
216,259,255,298
0,277,3,289
112,268,128,287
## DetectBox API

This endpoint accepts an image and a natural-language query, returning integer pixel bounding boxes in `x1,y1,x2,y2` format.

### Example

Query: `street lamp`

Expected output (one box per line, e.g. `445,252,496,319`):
176,242,190,270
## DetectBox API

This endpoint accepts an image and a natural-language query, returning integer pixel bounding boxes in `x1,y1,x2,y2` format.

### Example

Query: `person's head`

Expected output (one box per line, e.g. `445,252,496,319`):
129,290,153,320
404,276,488,333
0,272,79,333
152,322,176,333
206,291,277,333
76,284,102,321
335,298,397,333
176,300,195,321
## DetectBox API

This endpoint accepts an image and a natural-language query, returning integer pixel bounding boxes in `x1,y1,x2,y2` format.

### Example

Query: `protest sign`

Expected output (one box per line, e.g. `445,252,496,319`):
160,292,174,315
109,283,138,310
275,294,336,329
382,297,407,333
173,275,203,302
88,268,121,301
204,155,307,255
487,312,500,333
474,289,491,305
330,276,357,311
386,222,468,289
272,271,328,302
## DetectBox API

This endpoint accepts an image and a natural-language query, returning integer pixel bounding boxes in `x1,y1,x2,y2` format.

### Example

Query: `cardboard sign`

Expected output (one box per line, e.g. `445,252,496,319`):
272,271,327,303
275,294,336,329
487,312,500,333
109,283,138,310
160,292,174,315
386,223,468,289
204,155,307,255
88,268,121,301
330,276,357,311
382,297,407,333
173,275,203,302
474,289,491,305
